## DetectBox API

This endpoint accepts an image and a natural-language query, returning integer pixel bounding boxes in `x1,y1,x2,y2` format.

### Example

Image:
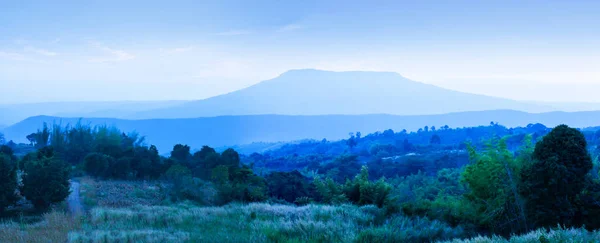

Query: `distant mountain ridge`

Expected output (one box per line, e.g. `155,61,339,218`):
4,110,600,153
0,100,186,127
132,69,558,119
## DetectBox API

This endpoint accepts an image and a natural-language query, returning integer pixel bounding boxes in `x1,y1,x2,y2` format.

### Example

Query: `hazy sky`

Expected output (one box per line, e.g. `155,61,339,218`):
1,0,599,104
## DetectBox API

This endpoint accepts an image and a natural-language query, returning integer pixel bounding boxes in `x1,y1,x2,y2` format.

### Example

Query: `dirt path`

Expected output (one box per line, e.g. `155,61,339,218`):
68,180,84,216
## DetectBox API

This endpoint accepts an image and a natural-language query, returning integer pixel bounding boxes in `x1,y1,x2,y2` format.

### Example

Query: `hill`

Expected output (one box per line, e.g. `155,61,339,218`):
132,69,556,119
0,100,186,127
4,110,600,152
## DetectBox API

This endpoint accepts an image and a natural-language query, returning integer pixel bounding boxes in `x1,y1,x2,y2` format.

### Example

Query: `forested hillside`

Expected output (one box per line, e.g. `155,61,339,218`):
5,110,600,152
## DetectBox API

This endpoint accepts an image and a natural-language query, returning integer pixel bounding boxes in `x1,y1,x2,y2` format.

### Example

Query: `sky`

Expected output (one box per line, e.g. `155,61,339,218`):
1,0,599,104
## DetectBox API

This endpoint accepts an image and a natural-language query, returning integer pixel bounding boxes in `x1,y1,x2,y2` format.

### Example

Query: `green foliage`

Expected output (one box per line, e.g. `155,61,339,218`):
21,151,71,210
205,149,267,205
0,154,18,215
314,166,392,208
355,215,464,243
266,170,313,203
83,152,113,178
170,144,191,163
520,125,594,229
313,177,347,204
461,137,528,234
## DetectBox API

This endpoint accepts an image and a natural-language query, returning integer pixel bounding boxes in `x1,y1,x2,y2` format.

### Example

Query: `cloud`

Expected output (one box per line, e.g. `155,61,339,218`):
278,24,305,32
214,30,252,36
0,51,27,61
88,42,135,63
160,46,195,54
25,46,58,56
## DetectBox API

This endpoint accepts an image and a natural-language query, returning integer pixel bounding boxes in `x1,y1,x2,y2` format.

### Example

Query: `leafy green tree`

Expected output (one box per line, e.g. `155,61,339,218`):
344,166,392,208
313,176,347,204
220,148,240,168
192,146,220,180
266,170,312,203
170,144,191,163
21,155,70,210
520,125,593,229
346,133,358,151
430,134,441,145
83,152,113,177
27,123,50,148
462,137,529,234
0,154,18,215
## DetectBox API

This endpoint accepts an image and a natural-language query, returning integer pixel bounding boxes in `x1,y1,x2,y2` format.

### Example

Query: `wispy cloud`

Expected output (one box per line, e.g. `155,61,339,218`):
278,24,305,32
160,46,195,54
0,51,27,61
214,30,252,36
88,41,135,63
25,46,58,56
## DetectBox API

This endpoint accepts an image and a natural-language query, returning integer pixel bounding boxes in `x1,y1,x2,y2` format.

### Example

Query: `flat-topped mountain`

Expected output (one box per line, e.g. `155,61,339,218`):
132,69,553,119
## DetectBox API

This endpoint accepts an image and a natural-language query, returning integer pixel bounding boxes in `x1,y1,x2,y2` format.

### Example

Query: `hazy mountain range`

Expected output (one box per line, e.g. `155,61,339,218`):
4,110,600,153
2,69,600,151
2,69,599,128
131,69,559,119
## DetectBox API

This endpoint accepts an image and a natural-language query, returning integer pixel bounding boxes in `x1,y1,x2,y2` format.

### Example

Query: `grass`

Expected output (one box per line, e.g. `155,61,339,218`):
443,227,600,243
79,177,166,208
0,211,81,243
62,202,463,242
3,201,600,243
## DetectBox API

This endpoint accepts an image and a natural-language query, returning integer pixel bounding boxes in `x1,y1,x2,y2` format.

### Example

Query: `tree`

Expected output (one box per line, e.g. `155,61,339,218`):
266,170,312,203
170,144,191,163
520,125,593,229
27,123,50,148
462,137,529,234
0,154,18,215
83,152,113,178
430,134,441,145
346,133,357,151
21,155,71,210
220,148,240,168
0,132,5,145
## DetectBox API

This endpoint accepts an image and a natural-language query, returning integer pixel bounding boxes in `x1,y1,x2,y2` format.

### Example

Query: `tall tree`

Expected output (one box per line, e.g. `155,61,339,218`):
0,154,18,215
520,125,593,229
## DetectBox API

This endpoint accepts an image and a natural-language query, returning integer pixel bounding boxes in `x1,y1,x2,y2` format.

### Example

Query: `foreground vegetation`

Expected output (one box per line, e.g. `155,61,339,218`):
2,201,600,243
2,122,600,242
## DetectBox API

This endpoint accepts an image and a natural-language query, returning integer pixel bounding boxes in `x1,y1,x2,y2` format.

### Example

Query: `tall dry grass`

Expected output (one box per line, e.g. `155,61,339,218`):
0,211,81,243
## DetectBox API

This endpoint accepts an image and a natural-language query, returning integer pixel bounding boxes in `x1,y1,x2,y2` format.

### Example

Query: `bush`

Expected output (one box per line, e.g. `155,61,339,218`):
21,156,71,210
355,215,464,243
83,152,113,177
266,170,313,203
0,154,18,214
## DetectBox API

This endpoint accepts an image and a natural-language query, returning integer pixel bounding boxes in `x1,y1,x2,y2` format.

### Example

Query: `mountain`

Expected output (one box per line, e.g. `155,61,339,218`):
5,110,600,153
0,100,186,127
132,69,556,119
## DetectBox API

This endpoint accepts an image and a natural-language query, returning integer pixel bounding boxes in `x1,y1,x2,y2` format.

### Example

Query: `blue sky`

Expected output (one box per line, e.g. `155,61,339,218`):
1,0,599,103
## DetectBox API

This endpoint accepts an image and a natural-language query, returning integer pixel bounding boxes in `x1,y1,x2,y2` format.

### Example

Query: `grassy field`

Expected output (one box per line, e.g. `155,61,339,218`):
2,202,600,243
3,178,600,243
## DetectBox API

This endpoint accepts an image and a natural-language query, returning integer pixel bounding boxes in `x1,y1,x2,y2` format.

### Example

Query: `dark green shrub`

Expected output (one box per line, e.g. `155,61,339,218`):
0,154,18,215
21,157,71,210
